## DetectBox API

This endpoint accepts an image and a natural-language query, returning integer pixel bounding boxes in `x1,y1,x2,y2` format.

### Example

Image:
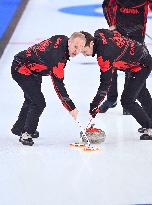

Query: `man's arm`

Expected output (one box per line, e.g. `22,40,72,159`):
102,0,117,27
90,66,113,118
91,69,113,107
50,65,76,112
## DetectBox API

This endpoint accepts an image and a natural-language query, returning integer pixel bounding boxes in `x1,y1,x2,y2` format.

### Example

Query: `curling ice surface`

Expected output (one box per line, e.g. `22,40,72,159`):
0,0,152,205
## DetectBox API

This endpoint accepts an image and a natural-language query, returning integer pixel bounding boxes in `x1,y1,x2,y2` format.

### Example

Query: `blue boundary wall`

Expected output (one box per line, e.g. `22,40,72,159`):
0,0,29,57
0,0,22,39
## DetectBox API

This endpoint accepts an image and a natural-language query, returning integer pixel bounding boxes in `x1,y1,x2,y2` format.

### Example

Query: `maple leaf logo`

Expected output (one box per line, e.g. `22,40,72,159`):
53,62,65,79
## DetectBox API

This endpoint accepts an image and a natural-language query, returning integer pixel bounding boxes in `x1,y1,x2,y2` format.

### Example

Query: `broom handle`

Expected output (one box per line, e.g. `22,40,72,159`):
76,120,90,146
146,33,152,41
86,117,94,129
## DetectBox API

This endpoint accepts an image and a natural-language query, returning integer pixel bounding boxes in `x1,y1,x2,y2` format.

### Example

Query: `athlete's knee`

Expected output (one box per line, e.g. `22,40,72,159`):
36,96,46,113
121,95,134,110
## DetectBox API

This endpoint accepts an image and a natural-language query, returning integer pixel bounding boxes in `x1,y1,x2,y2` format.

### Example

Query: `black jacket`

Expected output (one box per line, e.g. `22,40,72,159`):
102,0,152,42
12,35,76,111
91,28,152,108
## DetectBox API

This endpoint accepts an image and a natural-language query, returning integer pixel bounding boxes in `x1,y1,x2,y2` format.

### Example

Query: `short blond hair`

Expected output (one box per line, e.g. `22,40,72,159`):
70,32,86,42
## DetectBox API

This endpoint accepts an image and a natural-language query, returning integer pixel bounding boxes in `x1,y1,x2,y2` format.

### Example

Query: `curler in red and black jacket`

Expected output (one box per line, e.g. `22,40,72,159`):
102,0,152,43
90,28,152,114
12,35,76,112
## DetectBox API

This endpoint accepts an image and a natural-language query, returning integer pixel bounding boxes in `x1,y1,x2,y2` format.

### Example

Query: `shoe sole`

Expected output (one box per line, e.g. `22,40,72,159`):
140,134,152,140
19,138,34,146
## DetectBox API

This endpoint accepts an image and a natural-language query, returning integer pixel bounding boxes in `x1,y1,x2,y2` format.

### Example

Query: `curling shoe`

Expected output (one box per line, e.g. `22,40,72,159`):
140,128,152,140
32,130,39,138
19,132,34,146
99,100,117,113
138,127,147,134
12,127,39,138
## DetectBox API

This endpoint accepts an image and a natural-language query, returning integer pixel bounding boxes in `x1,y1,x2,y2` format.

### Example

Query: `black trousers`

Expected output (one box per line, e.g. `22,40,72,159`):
107,32,145,105
121,66,152,129
11,63,46,135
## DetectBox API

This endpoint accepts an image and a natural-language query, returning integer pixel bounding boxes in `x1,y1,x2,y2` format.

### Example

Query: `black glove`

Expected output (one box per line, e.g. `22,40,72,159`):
89,103,99,118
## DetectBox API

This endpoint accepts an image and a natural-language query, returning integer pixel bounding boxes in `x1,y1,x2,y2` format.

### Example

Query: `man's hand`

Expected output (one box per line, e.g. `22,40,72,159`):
89,103,99,118
70,108,78,120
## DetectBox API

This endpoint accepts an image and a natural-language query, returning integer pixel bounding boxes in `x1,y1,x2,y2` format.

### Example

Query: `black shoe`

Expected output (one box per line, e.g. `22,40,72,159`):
19,137,34,146
99,100,117,113
140,129,152,140
19,132,34,146
140,134,152,140
11,127,39,138
123,108,130,115
32,131,39,138
138,127,146,133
